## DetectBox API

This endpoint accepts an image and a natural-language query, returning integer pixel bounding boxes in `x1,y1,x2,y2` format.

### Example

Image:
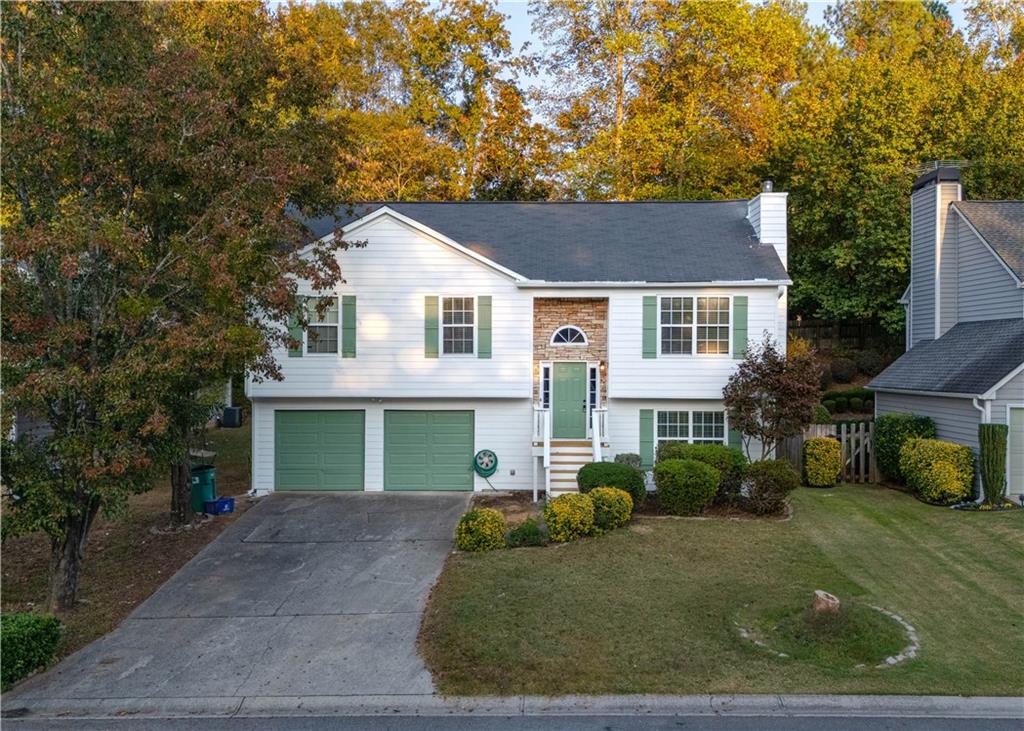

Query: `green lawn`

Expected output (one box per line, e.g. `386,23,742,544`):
419,484,1024,696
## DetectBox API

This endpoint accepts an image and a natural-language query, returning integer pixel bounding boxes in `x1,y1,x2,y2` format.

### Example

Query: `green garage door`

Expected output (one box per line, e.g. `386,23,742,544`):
274,410,365,491
384,410,474,491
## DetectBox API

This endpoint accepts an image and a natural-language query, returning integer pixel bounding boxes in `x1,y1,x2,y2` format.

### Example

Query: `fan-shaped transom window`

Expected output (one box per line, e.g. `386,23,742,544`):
551,325,588,346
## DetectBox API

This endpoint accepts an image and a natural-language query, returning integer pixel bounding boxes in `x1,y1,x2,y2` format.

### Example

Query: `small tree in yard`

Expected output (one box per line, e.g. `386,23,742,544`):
1,3,352,611
723,335,823,460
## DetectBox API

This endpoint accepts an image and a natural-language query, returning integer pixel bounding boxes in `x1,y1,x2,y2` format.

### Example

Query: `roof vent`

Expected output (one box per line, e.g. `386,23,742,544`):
762,180,774,193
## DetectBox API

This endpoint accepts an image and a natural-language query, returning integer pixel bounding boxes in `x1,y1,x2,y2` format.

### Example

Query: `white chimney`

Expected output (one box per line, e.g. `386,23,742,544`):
747,183,789,269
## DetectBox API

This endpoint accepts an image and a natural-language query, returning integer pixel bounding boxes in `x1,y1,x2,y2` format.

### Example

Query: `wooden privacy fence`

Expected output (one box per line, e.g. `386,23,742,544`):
787,319,903,354
780,421,878,484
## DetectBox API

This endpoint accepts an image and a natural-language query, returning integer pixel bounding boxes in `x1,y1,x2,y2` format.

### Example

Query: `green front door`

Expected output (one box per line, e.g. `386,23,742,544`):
384,410,474,491
552,362,587,438
274,410,365,491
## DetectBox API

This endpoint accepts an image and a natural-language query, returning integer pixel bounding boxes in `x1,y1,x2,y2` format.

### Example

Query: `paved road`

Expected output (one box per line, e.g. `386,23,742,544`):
5,716,1020,731
4,492,469,707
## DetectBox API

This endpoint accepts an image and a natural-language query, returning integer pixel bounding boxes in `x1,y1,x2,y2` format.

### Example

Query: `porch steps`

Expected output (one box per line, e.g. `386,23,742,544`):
547,440,595,497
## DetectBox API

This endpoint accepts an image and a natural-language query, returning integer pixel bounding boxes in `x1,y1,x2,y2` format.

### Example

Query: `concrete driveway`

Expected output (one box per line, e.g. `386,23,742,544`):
5,492,469,708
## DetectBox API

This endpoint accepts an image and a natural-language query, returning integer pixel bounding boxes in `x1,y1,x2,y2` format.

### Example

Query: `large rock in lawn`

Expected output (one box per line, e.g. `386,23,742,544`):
811,590,841,615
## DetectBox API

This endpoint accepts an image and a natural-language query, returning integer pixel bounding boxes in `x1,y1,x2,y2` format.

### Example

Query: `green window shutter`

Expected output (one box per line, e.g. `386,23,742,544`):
642,296,657,359
424,296,439,358
287,296,305,358
477,296,492,359
639,409,655,469
341,295,356,358
728,427,742,449
732,295,748,359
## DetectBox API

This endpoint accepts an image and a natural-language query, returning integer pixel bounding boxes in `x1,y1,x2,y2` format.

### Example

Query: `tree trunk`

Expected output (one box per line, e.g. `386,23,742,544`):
48,496,100,612
169,455,194,528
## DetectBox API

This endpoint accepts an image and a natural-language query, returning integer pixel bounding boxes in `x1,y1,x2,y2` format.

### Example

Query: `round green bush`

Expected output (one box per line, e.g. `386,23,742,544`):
814,404,832,424
506,517,546,548
544,493,595,542
833,396,849,413
830,357,857,383
849,396,864,412
822,399,836,414
1,613,61,691
864,398,874,412
853,349,885,376
875,413,936,482
654,458,720,516
455,508,507,552
899,438,974,505
656,443,746,505
745,460,801,515
577,461,646,507
613,453,642,470
588,487,633,531
802,437,840,487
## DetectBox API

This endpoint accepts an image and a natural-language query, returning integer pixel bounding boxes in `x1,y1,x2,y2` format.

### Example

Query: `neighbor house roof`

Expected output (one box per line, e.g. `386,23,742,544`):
295,201,789,283
869,318,1024,396
952,200,1024,281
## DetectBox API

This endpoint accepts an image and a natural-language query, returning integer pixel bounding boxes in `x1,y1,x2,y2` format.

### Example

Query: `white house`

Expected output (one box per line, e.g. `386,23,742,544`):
870,166,1024,499
246,188,790,498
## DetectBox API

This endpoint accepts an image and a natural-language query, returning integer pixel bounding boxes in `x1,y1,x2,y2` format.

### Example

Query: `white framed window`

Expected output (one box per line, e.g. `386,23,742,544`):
692,411,726,443
442,296,475,355
656,410,727,447
659,296,731,356
540,364,551,408
551,325,588,346
305,296,339,355
588,365,599,410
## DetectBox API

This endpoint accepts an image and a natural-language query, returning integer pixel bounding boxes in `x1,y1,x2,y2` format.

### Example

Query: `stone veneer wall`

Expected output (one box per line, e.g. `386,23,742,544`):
532,298,608,402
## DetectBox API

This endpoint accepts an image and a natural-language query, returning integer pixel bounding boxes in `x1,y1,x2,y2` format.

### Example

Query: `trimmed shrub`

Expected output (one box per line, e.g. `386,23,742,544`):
979,423,1009,504
589,487,633,531
849,397,864,412
830,357,857,383
656,443,746,505
506,518,546,548
1,613,61,690
833,396,849,413
745,460,801,516
614,453,642,470
544,493,595,542
803,437,841,487
875,414,936,482
900,438,975,505
577,461,645,507
853,349,885,376
819,364,833,390
654,458,720,516
813,404,832,424
455,508,507,552
822,399,836,414
864,398,874,412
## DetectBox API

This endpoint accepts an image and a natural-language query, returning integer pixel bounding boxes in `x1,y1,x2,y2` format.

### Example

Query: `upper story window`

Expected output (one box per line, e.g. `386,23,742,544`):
659,296,731,355
442,296,475,355
551,325,587,346
306,296,338,354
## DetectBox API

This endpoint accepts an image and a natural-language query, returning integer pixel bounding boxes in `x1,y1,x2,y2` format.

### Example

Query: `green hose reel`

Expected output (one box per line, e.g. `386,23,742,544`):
473,449,498,478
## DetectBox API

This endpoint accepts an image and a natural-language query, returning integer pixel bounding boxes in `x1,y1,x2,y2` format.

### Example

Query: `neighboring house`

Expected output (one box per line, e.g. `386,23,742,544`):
246,188,790,497
870,167,1024,499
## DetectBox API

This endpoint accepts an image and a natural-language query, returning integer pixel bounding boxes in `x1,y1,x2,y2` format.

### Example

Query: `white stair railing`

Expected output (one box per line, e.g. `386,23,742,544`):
543,408,552,500
591,407,608,463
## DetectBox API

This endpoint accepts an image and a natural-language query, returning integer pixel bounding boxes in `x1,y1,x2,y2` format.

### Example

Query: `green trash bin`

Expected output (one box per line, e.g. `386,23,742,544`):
190,464,216,514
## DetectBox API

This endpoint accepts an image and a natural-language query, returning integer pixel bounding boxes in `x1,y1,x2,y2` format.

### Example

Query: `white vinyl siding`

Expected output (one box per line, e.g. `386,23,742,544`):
937,184,960,336
608,287,780,399
250,215,532,398
251,397,533,494
955,216,1022,322
991,371,1024,427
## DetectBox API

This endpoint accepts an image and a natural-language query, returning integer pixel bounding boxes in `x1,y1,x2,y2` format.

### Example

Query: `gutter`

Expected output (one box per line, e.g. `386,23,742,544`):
515,279,792,289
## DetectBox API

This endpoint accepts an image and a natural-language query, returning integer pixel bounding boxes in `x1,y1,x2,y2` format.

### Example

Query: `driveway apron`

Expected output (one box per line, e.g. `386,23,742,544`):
5,493,469,702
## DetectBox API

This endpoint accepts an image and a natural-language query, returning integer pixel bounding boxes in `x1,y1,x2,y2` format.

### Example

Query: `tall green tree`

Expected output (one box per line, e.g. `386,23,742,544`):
1,1,349,609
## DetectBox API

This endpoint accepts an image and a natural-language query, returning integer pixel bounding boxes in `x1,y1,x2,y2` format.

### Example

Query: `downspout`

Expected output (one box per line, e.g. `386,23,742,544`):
971,397,991,503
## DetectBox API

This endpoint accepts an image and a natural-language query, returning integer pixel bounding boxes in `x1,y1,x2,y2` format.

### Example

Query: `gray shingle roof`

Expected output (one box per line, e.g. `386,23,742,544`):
952,201,1024,280
296,201,789,283
869,318,1024,396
